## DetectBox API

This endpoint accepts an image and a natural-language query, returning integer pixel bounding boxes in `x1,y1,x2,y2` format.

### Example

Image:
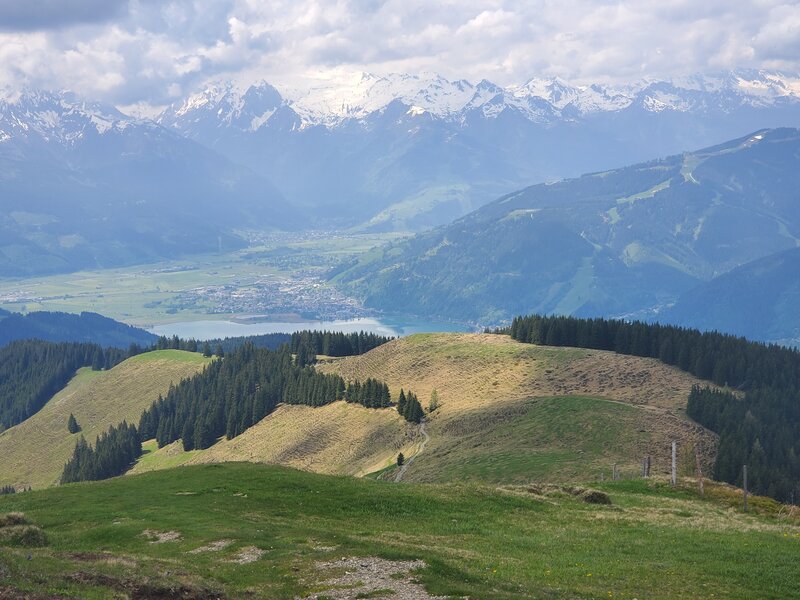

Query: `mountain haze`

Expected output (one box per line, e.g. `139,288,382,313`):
161,70,800,229
334,128,800,325
0,91,292,276
663,247,800,346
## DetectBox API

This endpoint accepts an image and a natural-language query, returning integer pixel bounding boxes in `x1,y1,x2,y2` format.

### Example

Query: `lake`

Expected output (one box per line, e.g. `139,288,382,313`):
149,315,471,340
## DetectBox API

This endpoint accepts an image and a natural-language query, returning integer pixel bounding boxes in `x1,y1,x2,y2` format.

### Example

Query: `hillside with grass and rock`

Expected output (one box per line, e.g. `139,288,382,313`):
1,463,799,599
121,333,717,486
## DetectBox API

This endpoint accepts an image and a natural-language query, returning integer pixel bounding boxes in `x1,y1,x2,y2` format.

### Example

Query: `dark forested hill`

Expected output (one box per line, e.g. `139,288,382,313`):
0,311,156,349
661,247,800,347
0,340,128,431
335,128,800,328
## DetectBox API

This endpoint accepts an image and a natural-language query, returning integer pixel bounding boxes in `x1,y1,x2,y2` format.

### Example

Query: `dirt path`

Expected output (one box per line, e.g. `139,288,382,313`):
395,420,428,483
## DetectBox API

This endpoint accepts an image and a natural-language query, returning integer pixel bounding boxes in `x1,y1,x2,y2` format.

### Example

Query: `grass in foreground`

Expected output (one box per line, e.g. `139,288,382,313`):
0,463,798,599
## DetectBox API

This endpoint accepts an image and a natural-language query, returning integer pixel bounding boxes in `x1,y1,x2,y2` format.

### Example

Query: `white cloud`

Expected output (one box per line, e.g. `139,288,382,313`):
0,0,797,108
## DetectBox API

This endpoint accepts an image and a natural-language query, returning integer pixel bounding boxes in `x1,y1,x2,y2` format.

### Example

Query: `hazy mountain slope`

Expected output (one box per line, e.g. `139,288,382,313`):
0,350,209,489
335,128,800,324
161,71,800,229
0,91,292,276
0,310,156,348
662,247,800,346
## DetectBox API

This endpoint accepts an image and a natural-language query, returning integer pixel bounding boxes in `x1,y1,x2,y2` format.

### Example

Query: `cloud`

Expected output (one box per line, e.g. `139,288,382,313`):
0,0,798,109
0,0,129,31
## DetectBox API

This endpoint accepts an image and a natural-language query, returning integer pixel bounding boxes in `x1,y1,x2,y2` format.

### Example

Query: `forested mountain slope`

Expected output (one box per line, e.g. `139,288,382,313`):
662,246,800,347
0,310,156,348
335,128,800,325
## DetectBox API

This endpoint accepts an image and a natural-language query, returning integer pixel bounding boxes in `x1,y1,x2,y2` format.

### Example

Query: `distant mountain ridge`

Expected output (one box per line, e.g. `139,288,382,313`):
0,310,156,348
2,71,800,276
333,128,800,332
662,247,800,347
162,70,800,129
0,90,293,276
157,69,800,228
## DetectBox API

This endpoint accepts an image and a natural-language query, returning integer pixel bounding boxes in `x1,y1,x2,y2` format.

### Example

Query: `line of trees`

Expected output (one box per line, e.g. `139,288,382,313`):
60,422,142,484
0,340,130,431
138,344,348,451
507,314,800,502
507,315,800,391
290,330,394,358
61,342,407,483
344,378,392,408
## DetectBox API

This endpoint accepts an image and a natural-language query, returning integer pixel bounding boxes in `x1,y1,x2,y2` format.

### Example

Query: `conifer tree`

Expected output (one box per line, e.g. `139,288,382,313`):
67,413,81,434
397,389,407,416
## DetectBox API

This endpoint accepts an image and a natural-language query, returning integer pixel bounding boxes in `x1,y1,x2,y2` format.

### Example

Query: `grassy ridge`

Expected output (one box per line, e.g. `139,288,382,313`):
321,334,717,483
0,463,798,598
0,350,210,489
128,334,715,486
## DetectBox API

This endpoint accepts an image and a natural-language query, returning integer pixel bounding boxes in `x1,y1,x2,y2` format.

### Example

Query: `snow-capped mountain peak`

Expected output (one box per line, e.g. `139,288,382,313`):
158,69,800,134
0,89,140,145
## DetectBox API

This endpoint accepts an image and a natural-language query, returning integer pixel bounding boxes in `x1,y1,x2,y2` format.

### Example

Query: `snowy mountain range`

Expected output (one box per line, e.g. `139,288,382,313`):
161,69,800,130
0,90,290,276
1,70,800,277
156,69,800,229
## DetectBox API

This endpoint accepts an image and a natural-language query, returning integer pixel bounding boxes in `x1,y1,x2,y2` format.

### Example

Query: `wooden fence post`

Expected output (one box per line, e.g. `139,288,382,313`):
695,443,704,496
743,464,748,512
671,441,677,487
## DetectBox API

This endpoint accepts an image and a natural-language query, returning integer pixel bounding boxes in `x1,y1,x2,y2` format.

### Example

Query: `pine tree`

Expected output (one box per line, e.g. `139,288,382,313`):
397,452,405,466
67,413,81,434
397,389,407,416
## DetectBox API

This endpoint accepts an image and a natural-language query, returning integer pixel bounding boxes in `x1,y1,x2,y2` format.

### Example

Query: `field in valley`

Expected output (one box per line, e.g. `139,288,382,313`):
0,232,403,327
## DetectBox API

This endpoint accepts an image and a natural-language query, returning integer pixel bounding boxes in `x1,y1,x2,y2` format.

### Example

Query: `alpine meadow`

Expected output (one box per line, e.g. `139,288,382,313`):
2,3,800,599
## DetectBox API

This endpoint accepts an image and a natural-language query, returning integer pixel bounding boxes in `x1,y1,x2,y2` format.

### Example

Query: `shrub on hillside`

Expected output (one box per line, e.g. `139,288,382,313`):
0,525,48,547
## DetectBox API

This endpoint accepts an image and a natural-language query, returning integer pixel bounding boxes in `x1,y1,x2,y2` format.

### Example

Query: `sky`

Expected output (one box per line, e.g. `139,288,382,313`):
0,0,798,112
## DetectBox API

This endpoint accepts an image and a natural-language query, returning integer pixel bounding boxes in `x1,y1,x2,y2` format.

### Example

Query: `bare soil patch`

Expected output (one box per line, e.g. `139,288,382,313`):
302,557,450,600
142,530,182,544
227,546,265,564
188,540,233,554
